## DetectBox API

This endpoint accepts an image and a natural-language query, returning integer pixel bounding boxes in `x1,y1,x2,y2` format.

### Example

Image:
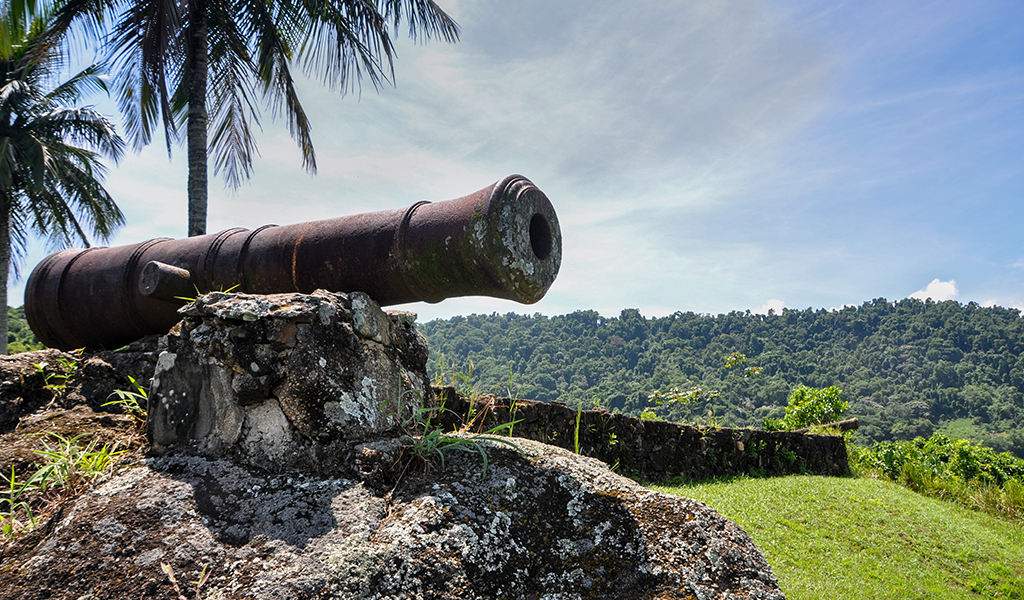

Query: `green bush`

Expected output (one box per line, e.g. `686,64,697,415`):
782,385,847,429
850,433,1024,521
7,306,43,353
852,433,1024,487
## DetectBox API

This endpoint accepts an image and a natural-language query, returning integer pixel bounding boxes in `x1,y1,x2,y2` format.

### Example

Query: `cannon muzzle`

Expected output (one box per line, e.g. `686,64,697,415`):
26,174,561,350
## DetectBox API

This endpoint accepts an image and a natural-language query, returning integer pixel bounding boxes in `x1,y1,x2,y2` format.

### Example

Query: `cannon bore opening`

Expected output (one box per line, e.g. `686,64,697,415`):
530,213,553,261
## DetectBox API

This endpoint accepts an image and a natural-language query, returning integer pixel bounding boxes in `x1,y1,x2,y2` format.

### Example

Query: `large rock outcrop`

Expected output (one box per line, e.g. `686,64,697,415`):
0,290,788,598
0,436,783,599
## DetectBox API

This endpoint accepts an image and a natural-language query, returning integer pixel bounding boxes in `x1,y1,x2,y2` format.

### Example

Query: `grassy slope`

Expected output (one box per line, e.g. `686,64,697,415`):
651,476,1024,600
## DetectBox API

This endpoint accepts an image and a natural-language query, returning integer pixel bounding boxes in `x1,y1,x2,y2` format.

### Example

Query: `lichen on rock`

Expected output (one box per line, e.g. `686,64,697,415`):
0,437,784,599
146,290,430,476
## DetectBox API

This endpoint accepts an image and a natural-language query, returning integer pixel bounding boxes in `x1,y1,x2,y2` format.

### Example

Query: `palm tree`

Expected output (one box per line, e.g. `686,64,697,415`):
57,0,459,237
0,10,126,353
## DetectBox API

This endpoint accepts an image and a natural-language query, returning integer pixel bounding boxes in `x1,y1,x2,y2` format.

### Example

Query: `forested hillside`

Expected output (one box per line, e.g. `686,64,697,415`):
420,298,1024,457
7,306,41,354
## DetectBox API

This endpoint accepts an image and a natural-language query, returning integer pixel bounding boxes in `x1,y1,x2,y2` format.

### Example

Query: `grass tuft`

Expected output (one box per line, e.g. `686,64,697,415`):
1,432,131,541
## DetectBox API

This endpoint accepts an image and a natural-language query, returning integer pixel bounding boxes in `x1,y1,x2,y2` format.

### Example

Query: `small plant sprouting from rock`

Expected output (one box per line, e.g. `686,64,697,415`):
104,375,148,433
386,383,519,480
646,352,765,423
413,406,518,479
174,283,240,303
724,351,764,379
648,385,721,407
430,352,476,395
574,407,583,454
161,562,211,600
1,433,126,540
501,365,522,438
31,432,126,495
32,350,82,405
600,414,619,450
1,465,49,539
646,386,722,426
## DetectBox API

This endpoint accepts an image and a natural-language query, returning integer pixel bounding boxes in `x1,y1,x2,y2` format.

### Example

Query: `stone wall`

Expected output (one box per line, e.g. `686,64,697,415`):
433,388,850,482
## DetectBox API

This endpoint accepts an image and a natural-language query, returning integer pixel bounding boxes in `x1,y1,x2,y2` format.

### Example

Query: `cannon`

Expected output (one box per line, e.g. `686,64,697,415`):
25,174,561,351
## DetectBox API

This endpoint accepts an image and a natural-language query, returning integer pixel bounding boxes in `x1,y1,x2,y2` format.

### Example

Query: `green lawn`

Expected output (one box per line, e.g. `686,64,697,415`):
651,475,1024,600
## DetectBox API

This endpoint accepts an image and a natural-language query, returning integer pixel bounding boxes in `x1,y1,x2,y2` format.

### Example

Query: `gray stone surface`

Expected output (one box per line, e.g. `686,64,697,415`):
146,290,430,476
0,436,785,599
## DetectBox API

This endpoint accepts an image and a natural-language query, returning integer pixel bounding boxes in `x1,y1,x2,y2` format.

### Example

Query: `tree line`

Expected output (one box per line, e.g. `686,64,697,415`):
420,298,1024,458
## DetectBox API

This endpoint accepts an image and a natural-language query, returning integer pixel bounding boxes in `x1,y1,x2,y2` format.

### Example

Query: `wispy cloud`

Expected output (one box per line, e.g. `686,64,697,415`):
355,0,831,201
982,298,1024,312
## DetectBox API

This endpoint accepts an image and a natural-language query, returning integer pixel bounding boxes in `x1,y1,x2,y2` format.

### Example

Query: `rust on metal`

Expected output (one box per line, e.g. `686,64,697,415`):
25,174,562,350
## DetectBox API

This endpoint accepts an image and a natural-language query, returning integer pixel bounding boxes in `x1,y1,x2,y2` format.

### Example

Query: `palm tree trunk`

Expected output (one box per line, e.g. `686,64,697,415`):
0,193,9,355
187,0,209,237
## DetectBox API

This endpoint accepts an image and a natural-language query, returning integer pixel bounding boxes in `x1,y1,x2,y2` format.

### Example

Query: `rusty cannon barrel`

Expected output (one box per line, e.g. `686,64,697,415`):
26,174,561,351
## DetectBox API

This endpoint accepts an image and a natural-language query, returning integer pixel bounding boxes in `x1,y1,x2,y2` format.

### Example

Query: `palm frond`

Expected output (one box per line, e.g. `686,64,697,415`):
6,195,31,278
0,9,125,280
298,0,394,93
33,0,459,210
45,62,110,106
48,0,115,54
108,0,184,153
207,48,260,186
380,0,459,43
239,0,316,173
30,106,125,161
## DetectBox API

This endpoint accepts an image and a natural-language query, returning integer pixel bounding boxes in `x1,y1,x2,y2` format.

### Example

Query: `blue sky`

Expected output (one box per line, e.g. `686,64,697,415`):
13,0,1024,322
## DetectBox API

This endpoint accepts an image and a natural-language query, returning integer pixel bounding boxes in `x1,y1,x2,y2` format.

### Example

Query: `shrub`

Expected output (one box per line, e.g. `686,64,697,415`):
853,433,1024,486
850,433,1024,522
782,385,848,430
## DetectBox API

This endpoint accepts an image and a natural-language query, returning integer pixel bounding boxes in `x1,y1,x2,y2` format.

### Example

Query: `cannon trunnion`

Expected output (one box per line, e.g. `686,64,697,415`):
26,175,562,350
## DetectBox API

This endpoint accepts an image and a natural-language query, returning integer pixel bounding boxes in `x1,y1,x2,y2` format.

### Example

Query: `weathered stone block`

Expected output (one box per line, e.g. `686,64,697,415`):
147,290,429,475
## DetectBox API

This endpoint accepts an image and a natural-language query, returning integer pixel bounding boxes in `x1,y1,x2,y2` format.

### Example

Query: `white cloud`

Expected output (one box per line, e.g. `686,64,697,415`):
982,298,1024,312
753,299,785,315
829,304,858,312
909,279,959,301
352,0,830,201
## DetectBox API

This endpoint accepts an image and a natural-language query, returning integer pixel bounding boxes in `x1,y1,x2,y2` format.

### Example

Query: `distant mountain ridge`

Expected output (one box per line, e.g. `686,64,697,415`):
420,298,1024,458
